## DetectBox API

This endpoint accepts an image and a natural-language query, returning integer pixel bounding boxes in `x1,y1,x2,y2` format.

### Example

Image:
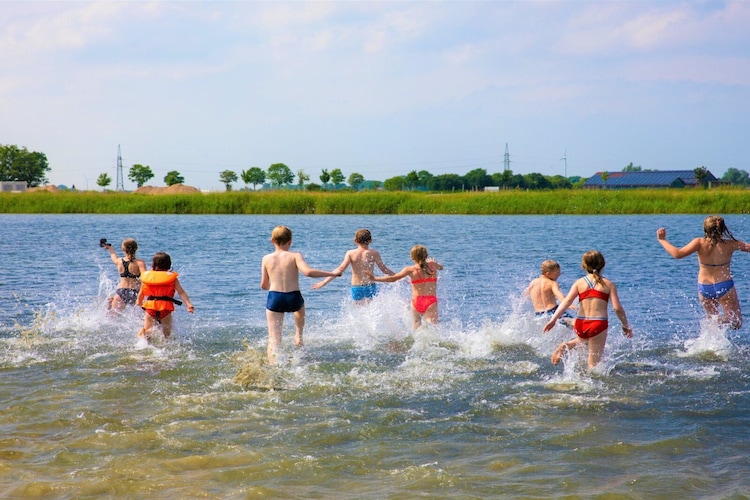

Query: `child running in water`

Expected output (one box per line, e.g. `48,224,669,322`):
261,226,341,365
368,245,443,329
137,252,194,340
543,250,632,369
102,238,147,311
312,228,394,303
657,215,750,329
526,259,575,326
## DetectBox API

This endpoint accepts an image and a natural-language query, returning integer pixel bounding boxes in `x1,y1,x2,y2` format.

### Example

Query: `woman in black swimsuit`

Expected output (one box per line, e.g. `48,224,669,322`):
103,238,147,311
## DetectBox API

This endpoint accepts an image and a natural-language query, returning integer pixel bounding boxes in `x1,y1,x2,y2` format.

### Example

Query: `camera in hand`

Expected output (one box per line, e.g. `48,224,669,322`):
100,238,111,248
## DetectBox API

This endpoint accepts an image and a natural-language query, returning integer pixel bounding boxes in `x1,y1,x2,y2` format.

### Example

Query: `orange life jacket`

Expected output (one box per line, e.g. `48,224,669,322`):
140,270,181,312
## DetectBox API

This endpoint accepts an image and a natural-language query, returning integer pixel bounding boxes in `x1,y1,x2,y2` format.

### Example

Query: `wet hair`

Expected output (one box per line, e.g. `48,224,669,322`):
152,252,172,271
541,259,560,274
703,215,736,245
410,245,434,277
354,229,372,245
271,226,292,245
122,238,138,257
581,250,605,285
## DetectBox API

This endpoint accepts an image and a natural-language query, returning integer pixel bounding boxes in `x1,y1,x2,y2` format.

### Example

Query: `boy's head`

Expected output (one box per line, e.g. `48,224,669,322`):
540,259,560,277
354,229,372,245
152,252,172,271
271,226,292,245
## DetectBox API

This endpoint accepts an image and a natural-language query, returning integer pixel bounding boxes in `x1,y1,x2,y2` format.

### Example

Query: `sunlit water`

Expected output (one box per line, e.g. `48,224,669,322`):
1,214,749,498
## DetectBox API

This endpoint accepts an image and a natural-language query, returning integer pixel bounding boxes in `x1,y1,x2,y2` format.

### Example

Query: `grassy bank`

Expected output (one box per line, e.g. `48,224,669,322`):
0,188,746,215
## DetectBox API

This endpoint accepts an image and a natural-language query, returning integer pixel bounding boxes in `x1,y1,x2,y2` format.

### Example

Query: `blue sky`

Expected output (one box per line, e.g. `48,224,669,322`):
1,1,748,190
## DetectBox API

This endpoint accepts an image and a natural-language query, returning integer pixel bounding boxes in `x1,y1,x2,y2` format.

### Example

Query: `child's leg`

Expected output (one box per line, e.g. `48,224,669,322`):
423,303,439,325
160,314,174,338
293,306,305,346
266,309,284,365
551,337,581,365
139,314,157,339
410,306,422,330
718,288,742,329
700,296,721,320
586,332,608,368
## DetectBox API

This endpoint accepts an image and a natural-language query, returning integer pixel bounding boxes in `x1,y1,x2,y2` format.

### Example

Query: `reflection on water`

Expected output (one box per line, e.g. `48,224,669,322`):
1,214,749,497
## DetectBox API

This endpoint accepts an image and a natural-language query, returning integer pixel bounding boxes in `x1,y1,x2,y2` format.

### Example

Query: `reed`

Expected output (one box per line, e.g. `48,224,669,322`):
0,188,746,214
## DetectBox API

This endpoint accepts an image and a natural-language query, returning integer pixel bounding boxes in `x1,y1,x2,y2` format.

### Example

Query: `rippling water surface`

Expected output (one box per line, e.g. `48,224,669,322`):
1,213,749,498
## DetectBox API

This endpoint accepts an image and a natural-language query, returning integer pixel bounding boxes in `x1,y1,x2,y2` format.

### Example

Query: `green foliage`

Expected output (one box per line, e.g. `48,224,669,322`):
164,170,185,186
241,167,266,190
319,169,331,189
722,167,750,186
128,164,154,188
329,168,345,187
693,166,709,186
2,188,747,215
348,172,364,190
267,163,294,187
219,170,238,191
0,144,50,187
97,173,112,190
297,169,310,188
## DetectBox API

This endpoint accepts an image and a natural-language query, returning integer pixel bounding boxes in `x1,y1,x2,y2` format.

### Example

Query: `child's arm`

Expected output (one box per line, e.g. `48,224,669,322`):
136,287,145,307
174,279,195,313
105,245,120,265
295,253,342,279
260,257,270,290
373,251,395,275
543,282,579,332
551,281,576,310
609,282,632,338
312,254,351,289
656,228,700,259
369,266,412,283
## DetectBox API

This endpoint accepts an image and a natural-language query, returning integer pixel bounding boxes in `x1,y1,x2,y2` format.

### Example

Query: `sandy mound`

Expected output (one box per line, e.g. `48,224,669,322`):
135,184,201,195
28,185,61,193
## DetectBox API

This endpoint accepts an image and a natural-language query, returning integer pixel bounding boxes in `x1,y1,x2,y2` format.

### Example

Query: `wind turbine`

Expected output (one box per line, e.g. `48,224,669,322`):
560,150,567,178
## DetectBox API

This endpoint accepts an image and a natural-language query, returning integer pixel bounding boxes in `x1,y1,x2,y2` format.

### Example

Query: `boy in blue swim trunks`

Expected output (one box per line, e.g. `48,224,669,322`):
313,228,394,304
526,259,575,327
261,226,341,365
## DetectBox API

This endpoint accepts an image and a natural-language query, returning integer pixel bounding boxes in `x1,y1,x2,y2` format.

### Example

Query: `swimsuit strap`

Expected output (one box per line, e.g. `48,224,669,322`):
583,275,596,289
120,258,139,279
699,261,731,267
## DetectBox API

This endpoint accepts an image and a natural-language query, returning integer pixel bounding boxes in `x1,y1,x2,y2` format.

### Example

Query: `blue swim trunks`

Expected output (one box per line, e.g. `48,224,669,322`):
351,283,378,301
266,290,305,313
698,280,734,300
535,305,574,318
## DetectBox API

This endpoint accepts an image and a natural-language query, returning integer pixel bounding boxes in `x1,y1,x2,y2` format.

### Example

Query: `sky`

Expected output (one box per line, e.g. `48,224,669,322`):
1,1,749,191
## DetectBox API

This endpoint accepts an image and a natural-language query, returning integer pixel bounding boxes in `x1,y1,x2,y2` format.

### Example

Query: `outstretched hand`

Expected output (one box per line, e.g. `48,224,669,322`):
656,227,667,240
542,320,555,333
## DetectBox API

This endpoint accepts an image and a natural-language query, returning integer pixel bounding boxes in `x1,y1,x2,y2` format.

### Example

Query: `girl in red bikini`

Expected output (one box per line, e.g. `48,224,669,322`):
369,245,443,329
543,250,632,369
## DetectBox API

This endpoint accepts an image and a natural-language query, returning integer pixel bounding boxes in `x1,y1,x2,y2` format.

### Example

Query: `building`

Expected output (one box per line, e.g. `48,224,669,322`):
583,170,719,189
0,181,27,192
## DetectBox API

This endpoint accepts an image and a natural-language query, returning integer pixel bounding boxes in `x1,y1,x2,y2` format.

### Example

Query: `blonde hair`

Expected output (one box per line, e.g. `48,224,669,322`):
271,226,292,245
410,245,434,277
581,250,605,285
703,215,736,245
541,259,560,274
122,238,138,258
354,229,372,245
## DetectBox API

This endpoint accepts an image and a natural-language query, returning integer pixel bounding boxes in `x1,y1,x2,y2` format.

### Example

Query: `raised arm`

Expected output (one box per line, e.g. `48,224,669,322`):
656,228,701,259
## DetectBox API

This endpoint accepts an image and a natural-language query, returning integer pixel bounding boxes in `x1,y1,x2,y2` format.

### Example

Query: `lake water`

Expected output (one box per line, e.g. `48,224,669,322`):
1,213,749,498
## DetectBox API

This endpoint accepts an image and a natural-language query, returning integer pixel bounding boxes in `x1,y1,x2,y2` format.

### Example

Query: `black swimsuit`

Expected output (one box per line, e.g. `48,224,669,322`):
120,258,139,279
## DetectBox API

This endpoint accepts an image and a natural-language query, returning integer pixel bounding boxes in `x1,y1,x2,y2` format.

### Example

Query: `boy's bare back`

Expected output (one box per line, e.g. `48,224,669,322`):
261,249,302,292
348,247,388,285
527,275,564,312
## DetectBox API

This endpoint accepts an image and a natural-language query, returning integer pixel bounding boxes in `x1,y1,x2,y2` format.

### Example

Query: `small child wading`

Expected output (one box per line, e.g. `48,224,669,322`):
526,259,575,325
137,252,194,340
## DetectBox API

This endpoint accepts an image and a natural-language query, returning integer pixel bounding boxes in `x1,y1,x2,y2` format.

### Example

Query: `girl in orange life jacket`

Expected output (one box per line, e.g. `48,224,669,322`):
137,252,194,340
369,245,443,329
543,250,632,369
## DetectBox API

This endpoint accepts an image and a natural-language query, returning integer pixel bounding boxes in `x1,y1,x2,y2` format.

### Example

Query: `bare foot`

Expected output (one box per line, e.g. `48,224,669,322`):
551,345,566,365
294,333,303,347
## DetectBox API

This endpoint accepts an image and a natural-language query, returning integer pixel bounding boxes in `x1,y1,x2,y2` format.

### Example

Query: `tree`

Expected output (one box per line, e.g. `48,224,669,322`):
267,163,294,187
219,170,238,191
722,167,750,186
600,171,609,188
97,173,111,190
383,175,406,191
241,167,266,190
164,170,184,186
427,174,464,191
297,169,310,189
319,169,331,189
694,166,709,187
404,170,419,190
329,168,345,188
465,168,491,190
0,144,50,187
523,172,552,190
128,164,154,188
622,162,642,172
348,172,364,190
417,170,433,189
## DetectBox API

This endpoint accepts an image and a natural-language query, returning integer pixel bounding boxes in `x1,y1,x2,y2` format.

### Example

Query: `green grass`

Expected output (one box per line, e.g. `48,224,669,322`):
0,188,747,215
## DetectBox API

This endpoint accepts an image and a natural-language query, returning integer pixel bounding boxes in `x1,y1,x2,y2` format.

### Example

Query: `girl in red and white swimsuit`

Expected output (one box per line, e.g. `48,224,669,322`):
369,245,443,329
543,250,633,369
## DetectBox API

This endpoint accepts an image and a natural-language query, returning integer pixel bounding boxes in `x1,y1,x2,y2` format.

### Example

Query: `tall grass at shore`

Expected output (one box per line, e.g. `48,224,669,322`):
0,188,746,215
